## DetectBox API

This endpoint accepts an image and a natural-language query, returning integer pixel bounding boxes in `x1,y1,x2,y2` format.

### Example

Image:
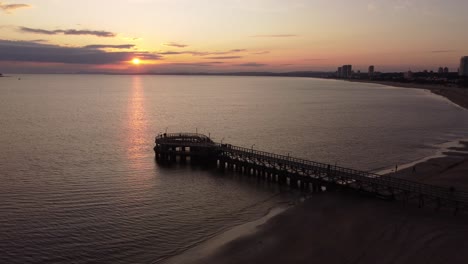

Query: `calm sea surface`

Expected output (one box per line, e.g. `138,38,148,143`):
1,75,468,263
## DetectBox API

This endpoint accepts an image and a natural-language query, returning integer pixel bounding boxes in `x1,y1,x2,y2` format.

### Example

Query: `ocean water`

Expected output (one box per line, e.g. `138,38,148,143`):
1,75,468,263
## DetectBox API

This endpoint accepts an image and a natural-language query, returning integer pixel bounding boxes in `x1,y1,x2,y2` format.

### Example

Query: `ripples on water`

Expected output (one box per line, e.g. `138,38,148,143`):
1,75,468,263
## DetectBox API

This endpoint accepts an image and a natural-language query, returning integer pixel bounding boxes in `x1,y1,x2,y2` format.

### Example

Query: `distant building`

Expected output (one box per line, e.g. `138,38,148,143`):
438,67,444,74
347,65,352,77
368,65,375,77
460,56,468,77
404,70,413,79
336,64,353,78
342,65,352,78
444,67,449,73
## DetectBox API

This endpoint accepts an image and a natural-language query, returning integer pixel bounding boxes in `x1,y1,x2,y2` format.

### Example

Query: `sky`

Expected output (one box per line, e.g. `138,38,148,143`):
1,0,468,73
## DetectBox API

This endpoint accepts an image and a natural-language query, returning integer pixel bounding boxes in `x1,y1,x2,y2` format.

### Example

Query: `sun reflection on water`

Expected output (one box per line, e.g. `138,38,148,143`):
126,76,151,172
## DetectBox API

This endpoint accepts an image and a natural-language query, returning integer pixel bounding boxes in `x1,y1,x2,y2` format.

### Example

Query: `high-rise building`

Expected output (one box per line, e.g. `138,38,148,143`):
460,56,468,77
337,64,353,78
444,67,449,73
438,67,444,74
341,65,352,78
368,65,374,77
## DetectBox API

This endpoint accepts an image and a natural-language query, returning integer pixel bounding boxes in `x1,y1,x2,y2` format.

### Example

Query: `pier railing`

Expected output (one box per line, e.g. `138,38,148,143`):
155,133,468,213
217,144,468,200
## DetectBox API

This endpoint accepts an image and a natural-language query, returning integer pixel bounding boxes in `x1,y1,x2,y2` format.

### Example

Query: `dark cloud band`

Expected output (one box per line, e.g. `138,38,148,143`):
84,44,135,49
163,42,188,48
0,40,160,64
19,27,116,37
235,62,266,67
160,49,246,56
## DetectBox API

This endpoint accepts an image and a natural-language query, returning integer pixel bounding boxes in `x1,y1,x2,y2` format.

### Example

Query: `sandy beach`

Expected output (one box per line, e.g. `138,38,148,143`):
349,80,468,110
178,142,468,264
194,194,468,264
168,83,468,264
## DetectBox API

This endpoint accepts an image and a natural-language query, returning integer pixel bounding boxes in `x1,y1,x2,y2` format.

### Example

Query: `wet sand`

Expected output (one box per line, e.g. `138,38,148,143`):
190,143,468,264
349,80,468,109
194,195,468,264
394,142,468,189
169,83,468,264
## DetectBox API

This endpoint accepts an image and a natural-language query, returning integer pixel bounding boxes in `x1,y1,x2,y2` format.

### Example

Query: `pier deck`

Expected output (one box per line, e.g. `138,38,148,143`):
154,133,468,214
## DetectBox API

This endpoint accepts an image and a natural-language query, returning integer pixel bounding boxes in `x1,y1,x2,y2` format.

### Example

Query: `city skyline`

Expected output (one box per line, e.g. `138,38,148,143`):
1,0,468,73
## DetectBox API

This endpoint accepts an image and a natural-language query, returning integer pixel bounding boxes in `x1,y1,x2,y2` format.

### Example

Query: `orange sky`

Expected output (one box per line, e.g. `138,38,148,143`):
1,0,468,73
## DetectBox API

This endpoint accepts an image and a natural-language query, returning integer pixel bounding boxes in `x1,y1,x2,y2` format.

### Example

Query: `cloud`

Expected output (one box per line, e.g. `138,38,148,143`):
304,58,327,61
205,56,242,60
235,62,266,67
0,39,161,64
19,27,116,37
163,42,188,48
161,61,225,67
84,44,135,49
20,27,55,35
30,39,48,43
250,34,297,38
193,49,246,56
0,2,31,13
252,51,270,55
159,51,185,55
229,49,247,52
159,49,246,56
431,50,456,53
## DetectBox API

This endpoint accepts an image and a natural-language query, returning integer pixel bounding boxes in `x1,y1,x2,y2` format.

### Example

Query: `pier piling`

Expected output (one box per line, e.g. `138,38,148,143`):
154,133,468,214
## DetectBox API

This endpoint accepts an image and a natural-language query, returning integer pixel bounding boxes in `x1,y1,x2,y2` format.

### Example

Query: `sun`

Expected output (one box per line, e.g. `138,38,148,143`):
132,58,141,65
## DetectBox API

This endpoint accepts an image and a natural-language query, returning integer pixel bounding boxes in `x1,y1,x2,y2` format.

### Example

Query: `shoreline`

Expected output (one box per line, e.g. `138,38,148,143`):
347,79,468,110
162,79,468,264
188,140,468,264
166,139,468,264
161,205,291,264
374,138,468,176
392,141,468,189
193,193,468,264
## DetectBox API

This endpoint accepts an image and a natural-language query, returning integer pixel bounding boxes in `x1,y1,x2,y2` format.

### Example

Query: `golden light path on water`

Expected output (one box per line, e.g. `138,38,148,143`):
125,76,153,184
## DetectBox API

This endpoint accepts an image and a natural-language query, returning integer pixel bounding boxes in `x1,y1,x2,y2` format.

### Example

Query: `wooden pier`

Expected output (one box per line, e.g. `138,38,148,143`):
154,133,468,214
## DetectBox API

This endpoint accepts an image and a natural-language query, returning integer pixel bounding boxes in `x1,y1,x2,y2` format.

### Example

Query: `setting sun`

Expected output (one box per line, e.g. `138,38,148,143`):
132,58,141,65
